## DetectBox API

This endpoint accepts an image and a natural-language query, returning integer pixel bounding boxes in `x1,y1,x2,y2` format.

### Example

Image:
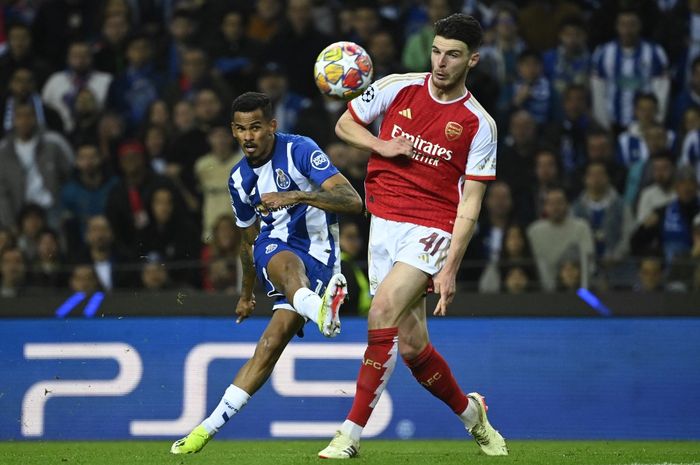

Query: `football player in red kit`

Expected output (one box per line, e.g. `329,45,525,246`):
319,14,508,458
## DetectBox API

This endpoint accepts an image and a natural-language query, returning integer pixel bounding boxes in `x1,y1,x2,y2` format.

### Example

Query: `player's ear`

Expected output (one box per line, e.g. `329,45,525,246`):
269,118,278,133
467,51,480,69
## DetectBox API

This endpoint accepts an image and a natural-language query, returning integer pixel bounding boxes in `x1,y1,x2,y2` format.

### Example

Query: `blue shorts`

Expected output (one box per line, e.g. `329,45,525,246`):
254,238,336,312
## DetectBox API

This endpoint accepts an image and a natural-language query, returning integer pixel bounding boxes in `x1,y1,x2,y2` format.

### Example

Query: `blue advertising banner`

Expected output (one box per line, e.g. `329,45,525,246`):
1,317,699,440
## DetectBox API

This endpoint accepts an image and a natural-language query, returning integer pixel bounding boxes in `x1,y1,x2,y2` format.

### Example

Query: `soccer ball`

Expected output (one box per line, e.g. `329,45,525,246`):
314,41,373,100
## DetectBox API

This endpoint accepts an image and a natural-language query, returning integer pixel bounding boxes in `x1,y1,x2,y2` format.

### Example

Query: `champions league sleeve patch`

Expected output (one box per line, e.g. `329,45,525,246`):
310,150,331,170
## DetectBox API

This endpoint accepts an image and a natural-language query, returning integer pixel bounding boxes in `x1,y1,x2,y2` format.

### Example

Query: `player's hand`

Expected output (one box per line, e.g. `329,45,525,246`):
432,269,456,317
235,296,255,324
376,137,414,158
261,191,300,211
643,211,660,228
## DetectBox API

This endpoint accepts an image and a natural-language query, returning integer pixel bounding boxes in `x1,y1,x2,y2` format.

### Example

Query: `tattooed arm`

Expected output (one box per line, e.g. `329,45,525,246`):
235,220,260,324
261,173,363,214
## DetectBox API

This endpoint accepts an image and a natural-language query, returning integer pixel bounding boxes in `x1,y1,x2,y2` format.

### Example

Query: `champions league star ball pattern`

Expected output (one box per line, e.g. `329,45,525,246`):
314,41,373,100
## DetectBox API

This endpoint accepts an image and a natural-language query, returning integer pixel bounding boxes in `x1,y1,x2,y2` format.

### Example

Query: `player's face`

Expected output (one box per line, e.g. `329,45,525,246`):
430,36,478,92
231,109,277,165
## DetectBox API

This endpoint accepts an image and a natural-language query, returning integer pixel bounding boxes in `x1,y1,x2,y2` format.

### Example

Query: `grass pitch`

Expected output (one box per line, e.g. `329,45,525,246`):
0,440,699,465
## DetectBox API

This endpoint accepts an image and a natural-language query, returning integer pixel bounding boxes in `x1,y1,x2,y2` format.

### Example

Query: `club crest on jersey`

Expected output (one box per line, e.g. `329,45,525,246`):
265,243,278,254
310,150,330,170
445,121,463,141
275,169,291,189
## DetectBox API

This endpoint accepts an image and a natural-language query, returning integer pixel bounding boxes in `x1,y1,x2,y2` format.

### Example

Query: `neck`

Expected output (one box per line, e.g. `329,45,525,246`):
81,171,102,188
126,171,146,186
588,189,606,201
91,247,109,261
429,78,467,102
17,133,35,142
490,215,508,228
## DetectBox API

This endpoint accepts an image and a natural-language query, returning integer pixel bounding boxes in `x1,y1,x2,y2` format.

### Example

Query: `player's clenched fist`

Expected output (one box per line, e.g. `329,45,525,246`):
261,191,300,211
376,136,414,158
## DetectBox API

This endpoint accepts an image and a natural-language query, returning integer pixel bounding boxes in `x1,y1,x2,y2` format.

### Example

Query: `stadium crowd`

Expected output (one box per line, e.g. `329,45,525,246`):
1,0,700,306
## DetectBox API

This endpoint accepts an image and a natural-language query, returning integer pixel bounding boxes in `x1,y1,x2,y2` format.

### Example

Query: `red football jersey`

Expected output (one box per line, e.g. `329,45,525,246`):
348,72,497,234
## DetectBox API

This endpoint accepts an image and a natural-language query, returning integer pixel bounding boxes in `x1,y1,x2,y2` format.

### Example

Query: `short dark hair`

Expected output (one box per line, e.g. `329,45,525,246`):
230,92,273,121
634,92,658,107
517,49,542,64
434,13,483,52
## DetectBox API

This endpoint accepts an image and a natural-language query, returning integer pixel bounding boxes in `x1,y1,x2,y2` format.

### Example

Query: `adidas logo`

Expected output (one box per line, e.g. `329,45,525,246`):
398,108,412,119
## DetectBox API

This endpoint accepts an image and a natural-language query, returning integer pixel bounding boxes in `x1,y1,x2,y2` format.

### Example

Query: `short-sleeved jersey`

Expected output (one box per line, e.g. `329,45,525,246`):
348,72,497,234
228,133,340,267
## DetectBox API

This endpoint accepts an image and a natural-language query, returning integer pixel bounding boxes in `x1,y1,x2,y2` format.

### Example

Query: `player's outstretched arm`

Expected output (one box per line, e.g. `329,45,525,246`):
236,222,260,324
433,179,487,316
336,110,413,158
261,173,363,214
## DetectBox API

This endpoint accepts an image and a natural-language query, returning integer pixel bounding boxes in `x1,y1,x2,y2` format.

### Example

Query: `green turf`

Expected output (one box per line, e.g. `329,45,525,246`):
1,440,699,465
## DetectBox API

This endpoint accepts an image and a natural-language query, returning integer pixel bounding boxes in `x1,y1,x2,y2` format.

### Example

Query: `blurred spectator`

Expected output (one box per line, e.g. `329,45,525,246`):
572,162,634,265
210,9,262,94
257,62,311,133
616,94,674,168
517,1,581,52
195,126,243,242
368,30,405,80
201,214,240,292
295,96,347,149
469,181,513,279
478,3,525,93
591,8,670,132
93,13,131,75
571,129,626,196
0,22,51,91
68,264,101,294
543,84,592,182
636,152,676,224
15,204,46,263
143,125,169,175
161,10,197,81
105,140,177,253
501,265,533,294
541,16,590,98
635,255,665,292
141,260,172,291
60,144,119,251
527,187,595,291
0,247,27,298
480,223,538,293
32,0,101,70
96,111,126,163
146,99,172,134
28,228,68,289
669,56,700,131
509,50,555,125
247,0,284,44
76,215,133,291
136,186,200,287
402,0,452,72
172,99,195,136
71,89,103,148
623,122,675,207
631,166,700,262
0,103,73,229
667,214,700,290
163,47,231,106
0,228,16,257
519,148,561,221
107,34,164,134
268,0,331,98
347,1,385,49
680,128,700,183
1,67,63,138
498,110,537,203
168,89,225,213
556,255,582,292
42,41,113,133
339,220,371,315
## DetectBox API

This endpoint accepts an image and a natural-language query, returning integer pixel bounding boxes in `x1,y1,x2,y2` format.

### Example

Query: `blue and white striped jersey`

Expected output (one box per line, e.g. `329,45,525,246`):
680,129,700,183
592,40,669,126
228,132,341,267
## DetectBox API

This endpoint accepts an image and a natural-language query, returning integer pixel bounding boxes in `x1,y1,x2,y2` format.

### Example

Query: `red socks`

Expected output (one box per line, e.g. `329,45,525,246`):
347,328,398,426
404,343,468,415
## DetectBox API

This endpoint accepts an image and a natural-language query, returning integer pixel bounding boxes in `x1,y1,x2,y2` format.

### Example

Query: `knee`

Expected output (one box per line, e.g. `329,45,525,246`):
367,296,396,323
